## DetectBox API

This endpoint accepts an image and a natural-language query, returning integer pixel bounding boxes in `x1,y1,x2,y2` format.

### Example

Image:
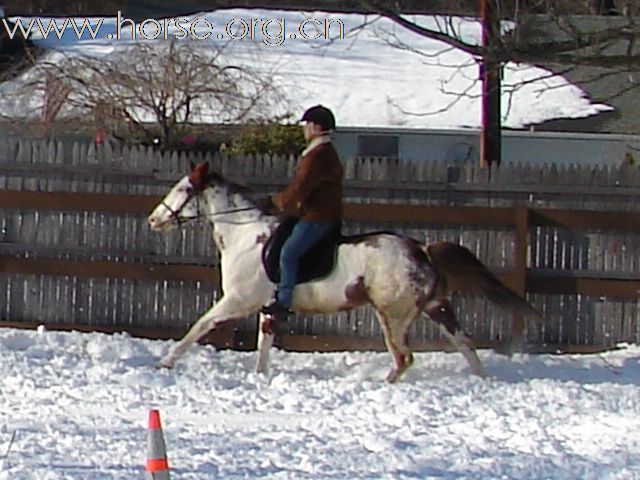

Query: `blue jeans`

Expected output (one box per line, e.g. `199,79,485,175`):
276,220,337,308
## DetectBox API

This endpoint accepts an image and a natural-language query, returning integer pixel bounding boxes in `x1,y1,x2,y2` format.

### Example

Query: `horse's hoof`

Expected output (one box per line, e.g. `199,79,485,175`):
386,370,400,383
157,358,174,369
386,361,413,383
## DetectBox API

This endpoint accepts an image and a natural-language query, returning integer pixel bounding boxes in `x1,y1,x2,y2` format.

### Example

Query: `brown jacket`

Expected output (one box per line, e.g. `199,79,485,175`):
272,139,343,222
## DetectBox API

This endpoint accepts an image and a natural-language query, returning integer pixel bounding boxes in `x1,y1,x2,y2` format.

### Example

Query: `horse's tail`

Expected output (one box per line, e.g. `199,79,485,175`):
425,241,543,321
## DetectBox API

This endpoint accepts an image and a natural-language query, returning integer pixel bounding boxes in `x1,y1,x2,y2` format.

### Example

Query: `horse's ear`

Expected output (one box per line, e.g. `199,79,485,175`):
188,162,210,189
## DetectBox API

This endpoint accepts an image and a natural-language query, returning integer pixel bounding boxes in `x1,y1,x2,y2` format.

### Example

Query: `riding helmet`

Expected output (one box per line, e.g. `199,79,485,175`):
300,105,336,131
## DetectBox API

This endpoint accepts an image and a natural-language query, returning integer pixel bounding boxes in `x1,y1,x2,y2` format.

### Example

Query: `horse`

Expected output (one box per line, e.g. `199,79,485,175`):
147,162,541,382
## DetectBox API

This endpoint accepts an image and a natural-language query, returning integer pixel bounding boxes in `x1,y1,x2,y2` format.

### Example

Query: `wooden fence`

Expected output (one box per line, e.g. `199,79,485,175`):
0,137,639,353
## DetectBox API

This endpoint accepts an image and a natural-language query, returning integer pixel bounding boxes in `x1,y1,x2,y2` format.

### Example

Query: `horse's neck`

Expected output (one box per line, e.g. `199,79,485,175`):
203,189,274,256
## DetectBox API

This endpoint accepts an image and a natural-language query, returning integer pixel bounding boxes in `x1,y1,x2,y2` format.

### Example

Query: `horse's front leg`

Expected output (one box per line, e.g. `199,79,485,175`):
158,296,250,369
255,313,275,374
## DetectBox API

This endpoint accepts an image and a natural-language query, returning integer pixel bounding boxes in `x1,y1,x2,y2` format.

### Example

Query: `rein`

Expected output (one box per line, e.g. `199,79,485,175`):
205,206,259,220
163,193,259,227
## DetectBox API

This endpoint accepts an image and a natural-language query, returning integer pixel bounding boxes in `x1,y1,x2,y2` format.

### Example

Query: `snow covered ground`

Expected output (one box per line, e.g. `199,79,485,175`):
3,8,612,129
0,9,636,480
0,327,639,479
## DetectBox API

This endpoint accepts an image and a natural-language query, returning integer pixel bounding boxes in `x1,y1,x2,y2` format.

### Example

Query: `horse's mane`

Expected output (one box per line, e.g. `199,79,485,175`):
205,169,273,214
223,178,254,197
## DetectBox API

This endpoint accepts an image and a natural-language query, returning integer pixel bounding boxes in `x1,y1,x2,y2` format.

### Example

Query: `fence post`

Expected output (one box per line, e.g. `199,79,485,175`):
510,206,530,350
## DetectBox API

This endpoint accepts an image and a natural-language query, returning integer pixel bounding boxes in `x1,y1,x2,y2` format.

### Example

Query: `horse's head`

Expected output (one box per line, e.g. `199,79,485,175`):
148,162,223,232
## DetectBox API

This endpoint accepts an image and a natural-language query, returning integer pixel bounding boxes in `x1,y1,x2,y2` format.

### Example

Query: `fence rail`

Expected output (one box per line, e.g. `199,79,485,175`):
0,138,639,352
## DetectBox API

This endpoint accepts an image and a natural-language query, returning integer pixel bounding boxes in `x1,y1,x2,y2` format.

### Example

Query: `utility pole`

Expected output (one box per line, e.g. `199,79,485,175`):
480,0,502,168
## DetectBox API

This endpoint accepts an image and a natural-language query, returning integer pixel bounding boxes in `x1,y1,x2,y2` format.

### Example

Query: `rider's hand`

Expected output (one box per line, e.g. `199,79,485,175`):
255,195,278,214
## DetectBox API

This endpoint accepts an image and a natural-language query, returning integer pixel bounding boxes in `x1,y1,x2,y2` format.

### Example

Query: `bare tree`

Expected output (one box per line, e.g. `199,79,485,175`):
355,1,633,56
357,1,640,95
0,18,42,82
346,0,640,162
5,40,288,146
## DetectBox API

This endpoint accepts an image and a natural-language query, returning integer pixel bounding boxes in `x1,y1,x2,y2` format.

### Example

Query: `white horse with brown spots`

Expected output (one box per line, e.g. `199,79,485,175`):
148,162,541,382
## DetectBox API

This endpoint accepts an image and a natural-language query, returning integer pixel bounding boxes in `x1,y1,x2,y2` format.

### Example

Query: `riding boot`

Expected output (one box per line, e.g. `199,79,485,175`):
260,299,292,322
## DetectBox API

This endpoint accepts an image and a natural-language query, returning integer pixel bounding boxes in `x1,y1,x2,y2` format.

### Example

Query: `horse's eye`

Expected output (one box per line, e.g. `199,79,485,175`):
185,187,194,196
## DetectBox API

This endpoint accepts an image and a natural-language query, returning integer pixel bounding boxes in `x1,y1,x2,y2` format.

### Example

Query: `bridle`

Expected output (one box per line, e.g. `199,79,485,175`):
162,186,260,227
161,187,199,226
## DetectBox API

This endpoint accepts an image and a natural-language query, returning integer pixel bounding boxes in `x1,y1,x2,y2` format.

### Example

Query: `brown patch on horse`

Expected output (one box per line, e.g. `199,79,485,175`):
424,298,459,335
341,275,370,309
256,223,277,246
215,232,225,250
398,237,438,309
189,162,252,196
188,161,224,190
345,235,439,311
255,233,269,245
401,237,430,265
261,316,277,335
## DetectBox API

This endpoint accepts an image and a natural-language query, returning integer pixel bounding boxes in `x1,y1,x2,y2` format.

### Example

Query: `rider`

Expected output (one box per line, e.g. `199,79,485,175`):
261,105,344,319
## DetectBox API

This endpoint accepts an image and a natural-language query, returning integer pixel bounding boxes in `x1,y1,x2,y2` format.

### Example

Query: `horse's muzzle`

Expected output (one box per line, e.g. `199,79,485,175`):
147,214,173,232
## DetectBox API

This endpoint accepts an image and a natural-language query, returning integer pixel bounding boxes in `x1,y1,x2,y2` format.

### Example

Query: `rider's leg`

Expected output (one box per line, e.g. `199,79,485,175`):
274,220,336,309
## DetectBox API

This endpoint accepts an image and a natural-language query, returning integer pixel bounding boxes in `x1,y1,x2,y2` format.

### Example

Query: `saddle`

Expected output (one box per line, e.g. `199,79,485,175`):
262,217,343,284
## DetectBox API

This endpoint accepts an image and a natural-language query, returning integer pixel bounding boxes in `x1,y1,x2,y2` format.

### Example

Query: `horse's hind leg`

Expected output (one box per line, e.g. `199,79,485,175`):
255,313,274,374
424,299,487,377
376,310,415,383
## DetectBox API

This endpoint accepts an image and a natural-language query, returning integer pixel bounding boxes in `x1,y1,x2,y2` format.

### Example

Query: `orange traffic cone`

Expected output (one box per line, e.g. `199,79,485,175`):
145,409,170,480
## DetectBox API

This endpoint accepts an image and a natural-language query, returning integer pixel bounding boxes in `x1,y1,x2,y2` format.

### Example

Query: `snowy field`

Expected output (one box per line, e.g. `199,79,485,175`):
0,327,639,479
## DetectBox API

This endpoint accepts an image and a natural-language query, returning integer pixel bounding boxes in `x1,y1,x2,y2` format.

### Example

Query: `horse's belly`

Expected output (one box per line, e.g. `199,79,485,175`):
289,238,431,314
291,271,364,313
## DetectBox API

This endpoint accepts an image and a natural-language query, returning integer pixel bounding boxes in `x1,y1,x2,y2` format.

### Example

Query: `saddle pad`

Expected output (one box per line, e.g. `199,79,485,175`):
262,217,342,284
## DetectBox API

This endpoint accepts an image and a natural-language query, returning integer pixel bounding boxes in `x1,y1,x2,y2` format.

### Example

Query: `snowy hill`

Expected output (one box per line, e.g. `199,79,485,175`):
1,8,612,129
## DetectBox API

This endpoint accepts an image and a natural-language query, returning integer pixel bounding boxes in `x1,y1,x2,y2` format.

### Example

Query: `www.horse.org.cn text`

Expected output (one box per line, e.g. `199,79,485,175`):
1,11,346,47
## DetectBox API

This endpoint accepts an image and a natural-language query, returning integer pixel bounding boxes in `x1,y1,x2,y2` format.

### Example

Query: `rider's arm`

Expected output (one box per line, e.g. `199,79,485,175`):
271,148,325,214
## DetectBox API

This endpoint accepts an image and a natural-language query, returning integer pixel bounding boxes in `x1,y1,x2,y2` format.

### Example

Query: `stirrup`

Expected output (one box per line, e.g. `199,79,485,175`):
260,301,292,318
